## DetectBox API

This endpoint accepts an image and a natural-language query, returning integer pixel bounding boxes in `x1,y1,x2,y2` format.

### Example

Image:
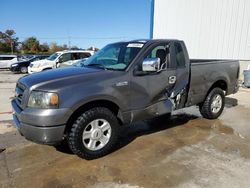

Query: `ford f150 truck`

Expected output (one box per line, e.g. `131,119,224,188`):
12,39,239,159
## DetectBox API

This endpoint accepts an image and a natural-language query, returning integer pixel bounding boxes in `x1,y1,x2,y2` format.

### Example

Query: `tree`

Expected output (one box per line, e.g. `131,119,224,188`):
40,43,50,53
0,29,83,54
0,29,19,53
70,46,79,50
50,42,68,53
21,37,40,54
87,46,99,52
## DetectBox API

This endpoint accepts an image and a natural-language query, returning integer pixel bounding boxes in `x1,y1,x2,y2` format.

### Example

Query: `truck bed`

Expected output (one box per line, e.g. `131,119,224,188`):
186,59,239,107
191,59,238,64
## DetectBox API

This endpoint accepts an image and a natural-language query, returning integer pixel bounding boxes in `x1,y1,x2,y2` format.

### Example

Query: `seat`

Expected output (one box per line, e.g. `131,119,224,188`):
156,49,166,69
165,47,170,68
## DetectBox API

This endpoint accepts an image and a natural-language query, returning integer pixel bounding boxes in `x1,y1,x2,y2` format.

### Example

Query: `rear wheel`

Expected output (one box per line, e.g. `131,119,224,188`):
20,66,28,73
67,107,119,159
199,88,225,119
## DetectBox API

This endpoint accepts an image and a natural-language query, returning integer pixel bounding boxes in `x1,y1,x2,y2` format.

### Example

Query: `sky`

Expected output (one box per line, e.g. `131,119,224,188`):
1,0,152,49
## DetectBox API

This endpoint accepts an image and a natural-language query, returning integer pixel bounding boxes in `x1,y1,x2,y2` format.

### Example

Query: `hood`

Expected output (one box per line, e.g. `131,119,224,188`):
19,67,103,89
30,59,50,67
30,59,47,64
13,59,30,65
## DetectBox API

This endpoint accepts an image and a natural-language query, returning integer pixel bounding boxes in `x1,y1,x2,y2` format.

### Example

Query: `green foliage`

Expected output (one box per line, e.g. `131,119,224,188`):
21,37,40,54
87,46,99,52
0,29,96,54
49,42,67,53
0,29,19,53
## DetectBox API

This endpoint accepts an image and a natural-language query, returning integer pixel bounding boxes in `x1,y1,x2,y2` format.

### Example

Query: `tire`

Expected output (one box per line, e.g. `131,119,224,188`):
67,107,119,159
199,88,225,119
20,66,28,73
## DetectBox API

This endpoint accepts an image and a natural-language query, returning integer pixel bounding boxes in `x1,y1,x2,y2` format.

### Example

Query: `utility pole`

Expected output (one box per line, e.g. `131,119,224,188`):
10,40,14,54
68,36,71,50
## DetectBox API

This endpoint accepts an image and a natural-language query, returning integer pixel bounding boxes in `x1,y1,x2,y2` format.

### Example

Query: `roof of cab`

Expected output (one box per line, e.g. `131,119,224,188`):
116,39,183,44
132,39,182,42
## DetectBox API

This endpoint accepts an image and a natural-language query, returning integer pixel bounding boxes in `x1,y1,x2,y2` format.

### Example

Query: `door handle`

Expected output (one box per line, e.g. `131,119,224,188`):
169,76,176,84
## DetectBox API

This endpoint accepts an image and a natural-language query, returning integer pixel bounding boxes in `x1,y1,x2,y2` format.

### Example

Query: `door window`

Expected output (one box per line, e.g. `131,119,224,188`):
71,53,79,60
142,44,170,70
147,46,166,59
59,53,71,63
79,53,91,59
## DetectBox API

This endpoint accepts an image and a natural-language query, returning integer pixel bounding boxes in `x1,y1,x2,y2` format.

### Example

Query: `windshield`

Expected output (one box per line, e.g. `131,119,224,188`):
47,53,60,61
82,42,143,70
30,57,39,62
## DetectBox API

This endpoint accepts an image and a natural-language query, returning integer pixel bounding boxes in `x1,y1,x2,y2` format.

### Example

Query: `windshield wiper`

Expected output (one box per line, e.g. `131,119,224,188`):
85,63,107,70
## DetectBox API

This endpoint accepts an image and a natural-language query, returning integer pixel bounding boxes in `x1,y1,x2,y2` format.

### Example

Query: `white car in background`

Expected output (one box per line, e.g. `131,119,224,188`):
0,55,26,69
28,50,94,74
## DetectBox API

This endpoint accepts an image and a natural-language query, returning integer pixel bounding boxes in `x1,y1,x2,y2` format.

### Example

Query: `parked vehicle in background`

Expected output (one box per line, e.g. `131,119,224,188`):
22,54,35,60
0,55,27,69
10,55,50,73
12,39,239,159
28,50,94,74
72,58,88,67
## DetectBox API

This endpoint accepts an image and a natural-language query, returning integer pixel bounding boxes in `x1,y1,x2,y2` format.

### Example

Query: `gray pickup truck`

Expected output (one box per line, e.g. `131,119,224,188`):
12,39,239,159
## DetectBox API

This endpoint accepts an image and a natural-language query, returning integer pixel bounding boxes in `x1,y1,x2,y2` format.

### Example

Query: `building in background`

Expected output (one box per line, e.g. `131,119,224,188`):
151,0,250,60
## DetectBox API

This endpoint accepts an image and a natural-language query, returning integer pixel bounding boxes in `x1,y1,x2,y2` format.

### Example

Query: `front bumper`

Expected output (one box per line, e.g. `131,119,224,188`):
10,66,20,72
28,66,42,74
11,99,72,145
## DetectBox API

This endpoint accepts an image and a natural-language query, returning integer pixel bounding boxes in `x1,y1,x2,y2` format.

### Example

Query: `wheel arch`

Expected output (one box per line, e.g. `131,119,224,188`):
208,79,228,95
200,79,228,106
64,99,123,134
42,67,52,71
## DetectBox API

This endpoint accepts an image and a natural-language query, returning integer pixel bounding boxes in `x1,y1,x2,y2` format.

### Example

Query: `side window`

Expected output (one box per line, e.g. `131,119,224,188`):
1,57,14,60
59,53,71,63
72,53,79,60
143,44,170,70
79,53,91,59
146,45,166,59
174,42,185,68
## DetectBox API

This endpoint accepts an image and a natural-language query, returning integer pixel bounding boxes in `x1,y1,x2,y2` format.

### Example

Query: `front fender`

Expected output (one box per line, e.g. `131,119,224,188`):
70,94,125,113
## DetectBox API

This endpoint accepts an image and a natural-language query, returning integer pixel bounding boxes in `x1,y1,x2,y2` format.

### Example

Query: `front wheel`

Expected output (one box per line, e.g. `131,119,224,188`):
199,88,225,119
67,107,119,159
20,66,28,73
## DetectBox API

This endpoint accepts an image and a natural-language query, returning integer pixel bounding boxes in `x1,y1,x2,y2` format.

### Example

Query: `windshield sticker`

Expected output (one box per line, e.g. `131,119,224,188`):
127,43,144,48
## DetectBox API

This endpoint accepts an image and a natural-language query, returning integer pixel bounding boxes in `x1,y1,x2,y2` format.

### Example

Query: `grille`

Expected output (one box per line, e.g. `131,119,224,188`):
15,82,26,108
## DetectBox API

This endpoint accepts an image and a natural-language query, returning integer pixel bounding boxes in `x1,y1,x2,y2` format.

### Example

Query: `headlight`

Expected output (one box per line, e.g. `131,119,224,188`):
28,91,59,108
11,64,18,67
32,63,40,68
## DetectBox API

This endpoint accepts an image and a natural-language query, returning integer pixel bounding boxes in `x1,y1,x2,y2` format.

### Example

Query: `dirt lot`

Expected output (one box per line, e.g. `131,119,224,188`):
1,70,250,188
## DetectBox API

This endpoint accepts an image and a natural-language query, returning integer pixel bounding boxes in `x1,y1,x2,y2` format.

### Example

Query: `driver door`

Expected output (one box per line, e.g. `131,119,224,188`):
57,53,72,67
130,42,177,110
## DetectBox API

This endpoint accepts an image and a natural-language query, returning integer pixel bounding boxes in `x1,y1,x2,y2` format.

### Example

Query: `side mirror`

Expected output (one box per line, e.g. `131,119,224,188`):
55,59,60,68
142,58,160,72
58,56,63,63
